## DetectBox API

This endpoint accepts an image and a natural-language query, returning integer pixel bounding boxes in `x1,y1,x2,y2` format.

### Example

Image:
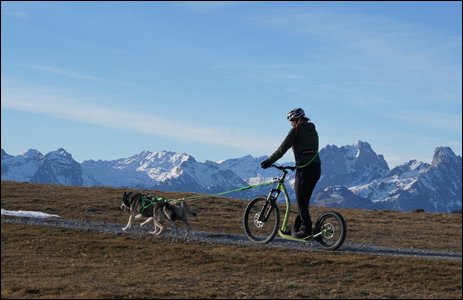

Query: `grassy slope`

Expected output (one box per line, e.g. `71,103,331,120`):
1,181,462,299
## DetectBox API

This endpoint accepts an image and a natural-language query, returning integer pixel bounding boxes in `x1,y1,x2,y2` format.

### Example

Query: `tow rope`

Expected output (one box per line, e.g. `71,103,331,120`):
140,196,168,214
295,150,319,169
171,181,275,203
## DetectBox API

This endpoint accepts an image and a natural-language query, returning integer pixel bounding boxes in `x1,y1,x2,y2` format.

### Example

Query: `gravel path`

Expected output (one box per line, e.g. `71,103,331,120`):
2,217,461,261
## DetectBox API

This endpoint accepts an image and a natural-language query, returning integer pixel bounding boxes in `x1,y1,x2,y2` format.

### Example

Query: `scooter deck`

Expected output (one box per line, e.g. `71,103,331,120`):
278,230,323,242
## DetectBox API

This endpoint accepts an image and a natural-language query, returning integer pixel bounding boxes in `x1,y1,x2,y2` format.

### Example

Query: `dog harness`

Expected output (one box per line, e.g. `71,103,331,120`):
140,196,168,214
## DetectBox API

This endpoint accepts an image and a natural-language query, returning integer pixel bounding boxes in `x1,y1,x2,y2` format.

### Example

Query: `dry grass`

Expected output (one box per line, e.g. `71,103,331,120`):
1,181,462,299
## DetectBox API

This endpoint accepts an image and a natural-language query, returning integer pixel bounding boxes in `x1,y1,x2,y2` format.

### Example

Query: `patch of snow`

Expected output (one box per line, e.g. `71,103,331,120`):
1,209,59,218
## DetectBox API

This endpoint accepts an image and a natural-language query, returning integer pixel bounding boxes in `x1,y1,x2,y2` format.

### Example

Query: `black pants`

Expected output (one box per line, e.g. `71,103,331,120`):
292,163,321,234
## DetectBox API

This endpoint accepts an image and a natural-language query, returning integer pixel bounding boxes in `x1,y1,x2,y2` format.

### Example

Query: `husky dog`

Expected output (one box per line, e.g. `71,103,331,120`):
120,192,155,231
150,201,197,236
139,194,163,227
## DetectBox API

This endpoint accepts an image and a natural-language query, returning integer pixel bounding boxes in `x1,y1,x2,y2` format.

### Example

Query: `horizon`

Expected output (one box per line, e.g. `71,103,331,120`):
2,140,459,169
2,2,461,168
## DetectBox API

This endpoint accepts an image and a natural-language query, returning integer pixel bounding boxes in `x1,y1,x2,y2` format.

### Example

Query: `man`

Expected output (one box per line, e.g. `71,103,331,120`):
261,108,321,239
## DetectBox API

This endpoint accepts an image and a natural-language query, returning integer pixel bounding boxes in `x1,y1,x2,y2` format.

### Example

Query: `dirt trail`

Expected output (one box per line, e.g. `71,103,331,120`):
2,217,461,261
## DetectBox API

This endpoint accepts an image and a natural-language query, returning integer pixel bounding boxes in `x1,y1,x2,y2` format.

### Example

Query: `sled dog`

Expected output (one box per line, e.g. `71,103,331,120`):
120,192,155,231
150,201,197,236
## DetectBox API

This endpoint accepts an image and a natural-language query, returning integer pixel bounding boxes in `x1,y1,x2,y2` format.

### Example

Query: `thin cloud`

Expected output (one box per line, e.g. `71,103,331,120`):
1,2,29,19
1,83,277,151
234,8,462,114
247,9,461,81
387,110,462,132
213,62,304,83
65,40,129,55
210,8,461,106
13,64,147,89
3,11,28,18
16,64,105,81
173,1,252,13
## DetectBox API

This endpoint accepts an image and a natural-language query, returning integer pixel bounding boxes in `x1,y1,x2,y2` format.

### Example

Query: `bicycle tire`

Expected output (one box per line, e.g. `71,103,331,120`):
314,211,346,251
243,195,280,244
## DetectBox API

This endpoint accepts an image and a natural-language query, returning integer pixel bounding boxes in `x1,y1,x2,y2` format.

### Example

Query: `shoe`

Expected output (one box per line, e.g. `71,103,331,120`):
292,231,313,240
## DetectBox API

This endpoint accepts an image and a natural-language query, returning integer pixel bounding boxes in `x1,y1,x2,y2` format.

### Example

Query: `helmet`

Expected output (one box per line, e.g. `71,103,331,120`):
287,108,305,121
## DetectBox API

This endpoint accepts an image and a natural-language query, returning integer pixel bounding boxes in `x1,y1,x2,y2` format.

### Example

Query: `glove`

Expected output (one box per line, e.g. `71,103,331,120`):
261,159,271,169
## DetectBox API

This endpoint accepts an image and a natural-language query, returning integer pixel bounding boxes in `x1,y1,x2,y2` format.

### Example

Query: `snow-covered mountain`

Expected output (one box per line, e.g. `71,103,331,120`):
1,148,83,186
312,185,386,210
316,141,390,193
1,149,44,182
315,146,462,213
379,147,462,213
31,148,83,186
2,142,461,213
80,151,251,196
349,159,430,203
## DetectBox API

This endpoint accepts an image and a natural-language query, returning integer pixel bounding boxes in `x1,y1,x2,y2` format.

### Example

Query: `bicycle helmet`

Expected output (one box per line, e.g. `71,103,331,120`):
287,108,305,121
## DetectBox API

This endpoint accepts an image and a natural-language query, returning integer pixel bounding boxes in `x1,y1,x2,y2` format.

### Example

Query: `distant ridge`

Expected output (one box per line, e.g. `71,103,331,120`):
2,142,461,213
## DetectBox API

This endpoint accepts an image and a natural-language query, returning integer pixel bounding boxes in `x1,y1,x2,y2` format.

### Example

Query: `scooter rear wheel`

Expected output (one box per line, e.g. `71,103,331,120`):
314,211,346,250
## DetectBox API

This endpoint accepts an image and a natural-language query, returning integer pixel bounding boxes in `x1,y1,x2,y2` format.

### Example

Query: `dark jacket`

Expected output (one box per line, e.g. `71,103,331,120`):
267,121,321,167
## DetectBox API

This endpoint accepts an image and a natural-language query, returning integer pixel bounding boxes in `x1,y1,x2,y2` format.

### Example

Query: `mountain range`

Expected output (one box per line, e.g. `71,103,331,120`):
1,141,461,213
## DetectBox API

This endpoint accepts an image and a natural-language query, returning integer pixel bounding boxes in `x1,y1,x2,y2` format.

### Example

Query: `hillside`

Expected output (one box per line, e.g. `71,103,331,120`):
1,181,462,299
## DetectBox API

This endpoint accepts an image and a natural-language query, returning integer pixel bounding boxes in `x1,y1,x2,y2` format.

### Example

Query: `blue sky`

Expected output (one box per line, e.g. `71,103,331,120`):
1,1,461,168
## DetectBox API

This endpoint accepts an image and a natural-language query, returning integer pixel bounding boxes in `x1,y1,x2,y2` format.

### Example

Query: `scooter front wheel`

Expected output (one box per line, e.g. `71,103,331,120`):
243,195,280,244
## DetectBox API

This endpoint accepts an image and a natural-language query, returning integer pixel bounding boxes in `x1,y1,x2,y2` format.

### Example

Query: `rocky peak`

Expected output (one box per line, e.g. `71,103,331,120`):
431,146,460,168
317,141,390,192
19,149,44,160
1,149,13,160
45,148,74,161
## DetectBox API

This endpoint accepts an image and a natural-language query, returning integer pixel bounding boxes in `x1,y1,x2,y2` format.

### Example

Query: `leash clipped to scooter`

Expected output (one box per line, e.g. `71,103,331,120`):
172,181,275,203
